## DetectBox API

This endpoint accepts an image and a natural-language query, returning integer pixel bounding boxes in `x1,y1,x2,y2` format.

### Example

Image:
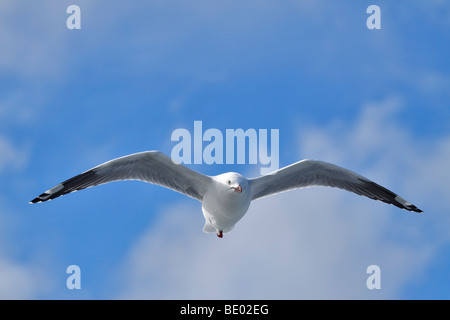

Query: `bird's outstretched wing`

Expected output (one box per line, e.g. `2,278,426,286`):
30,151,212,203
249,160,422,213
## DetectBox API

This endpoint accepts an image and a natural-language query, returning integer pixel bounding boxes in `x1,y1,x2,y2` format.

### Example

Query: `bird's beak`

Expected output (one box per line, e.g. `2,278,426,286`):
233,185,242,193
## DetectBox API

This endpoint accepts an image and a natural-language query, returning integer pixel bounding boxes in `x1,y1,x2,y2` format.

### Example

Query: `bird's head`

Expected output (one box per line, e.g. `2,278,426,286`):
216,172,247,194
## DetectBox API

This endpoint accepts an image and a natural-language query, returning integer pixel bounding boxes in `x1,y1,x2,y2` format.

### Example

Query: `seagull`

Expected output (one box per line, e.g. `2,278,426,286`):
30,151,422,238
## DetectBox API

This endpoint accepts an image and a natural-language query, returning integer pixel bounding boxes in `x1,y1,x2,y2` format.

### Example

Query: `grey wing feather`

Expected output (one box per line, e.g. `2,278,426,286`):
30,151,212,203
249,160,422,213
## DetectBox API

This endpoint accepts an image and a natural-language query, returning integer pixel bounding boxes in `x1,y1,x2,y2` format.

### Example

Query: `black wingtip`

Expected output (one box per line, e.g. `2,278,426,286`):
395,196,423,213
407,205,423,214
29,193,50,204
357,178,423,214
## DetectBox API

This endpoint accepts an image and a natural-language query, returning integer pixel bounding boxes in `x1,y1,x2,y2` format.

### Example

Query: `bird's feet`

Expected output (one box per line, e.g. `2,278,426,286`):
217,230,223,238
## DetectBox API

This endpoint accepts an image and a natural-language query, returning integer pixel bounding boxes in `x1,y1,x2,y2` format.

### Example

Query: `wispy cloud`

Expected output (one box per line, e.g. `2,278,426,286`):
0,137,28,173
0,138,50,299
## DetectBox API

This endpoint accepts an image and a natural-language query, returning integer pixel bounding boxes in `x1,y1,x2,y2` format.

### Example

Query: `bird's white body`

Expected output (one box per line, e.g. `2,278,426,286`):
202,173,251,235
30,150,422,238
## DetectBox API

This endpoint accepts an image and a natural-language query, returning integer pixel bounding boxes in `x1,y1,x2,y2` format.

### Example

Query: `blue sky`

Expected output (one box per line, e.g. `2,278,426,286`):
1,0,449,299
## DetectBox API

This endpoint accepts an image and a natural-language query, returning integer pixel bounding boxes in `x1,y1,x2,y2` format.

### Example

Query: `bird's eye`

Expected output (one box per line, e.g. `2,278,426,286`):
228,180,231,185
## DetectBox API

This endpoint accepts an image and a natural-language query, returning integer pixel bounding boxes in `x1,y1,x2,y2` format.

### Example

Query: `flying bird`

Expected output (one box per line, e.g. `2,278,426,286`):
30,151,422,238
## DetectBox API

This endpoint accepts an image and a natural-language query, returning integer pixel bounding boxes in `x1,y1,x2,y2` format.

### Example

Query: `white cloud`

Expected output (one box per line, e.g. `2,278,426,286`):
117,97,449,299
0,141,51,299
0,136,28,174
0,258,50,299
0,259,35,299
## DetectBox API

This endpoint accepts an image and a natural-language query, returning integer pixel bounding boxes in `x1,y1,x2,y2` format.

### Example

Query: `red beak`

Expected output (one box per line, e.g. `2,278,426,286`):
233,185,242,193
